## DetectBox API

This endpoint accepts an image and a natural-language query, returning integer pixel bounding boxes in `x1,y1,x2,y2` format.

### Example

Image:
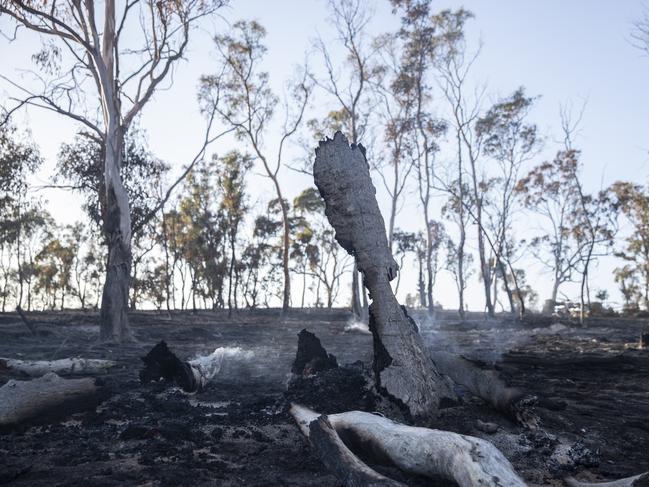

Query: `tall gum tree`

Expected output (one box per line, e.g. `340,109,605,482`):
199,20,312,312
390,0,469,316
311,0,379,321
0,0,227,341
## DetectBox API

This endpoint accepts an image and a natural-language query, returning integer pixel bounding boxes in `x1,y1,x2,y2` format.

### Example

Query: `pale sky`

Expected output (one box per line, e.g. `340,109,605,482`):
1,1,649,311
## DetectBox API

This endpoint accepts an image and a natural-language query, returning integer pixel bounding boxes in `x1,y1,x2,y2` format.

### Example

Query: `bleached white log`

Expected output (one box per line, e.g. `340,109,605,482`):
0,357,116,377
0,372,97,426
308,414,406,486
566,473,649,487
290,404,527,487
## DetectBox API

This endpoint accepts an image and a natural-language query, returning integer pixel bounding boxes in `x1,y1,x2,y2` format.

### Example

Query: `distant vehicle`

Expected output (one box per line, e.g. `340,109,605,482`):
552,302,588,318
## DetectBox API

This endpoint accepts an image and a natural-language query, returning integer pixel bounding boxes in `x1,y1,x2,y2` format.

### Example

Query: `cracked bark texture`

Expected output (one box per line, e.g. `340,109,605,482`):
313,131,454,419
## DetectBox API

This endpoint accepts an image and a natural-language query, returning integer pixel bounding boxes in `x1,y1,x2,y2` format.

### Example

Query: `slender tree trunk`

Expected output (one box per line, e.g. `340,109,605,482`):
418,253,426,308
351,262,362,317
161,210,172,313
228,232,236,316
457,225,466,319
456,131,466,320
316,278,321,307
580,236,596,325
498,259,515,314
469,153,494,317
17,209,23,309
551,270,560,304
272,181,291,312
425,223,434,316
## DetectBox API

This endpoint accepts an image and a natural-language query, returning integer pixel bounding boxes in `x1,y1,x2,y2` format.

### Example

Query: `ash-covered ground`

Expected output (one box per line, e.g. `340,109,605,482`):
1,309,648,486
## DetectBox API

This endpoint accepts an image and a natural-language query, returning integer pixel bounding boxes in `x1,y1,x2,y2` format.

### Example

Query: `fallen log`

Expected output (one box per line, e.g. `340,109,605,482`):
566,472,649,487
431,351,539,428
313,132,454,419
290,403,527,487
309,415,405,487
0,372,98,427
0,357,116,377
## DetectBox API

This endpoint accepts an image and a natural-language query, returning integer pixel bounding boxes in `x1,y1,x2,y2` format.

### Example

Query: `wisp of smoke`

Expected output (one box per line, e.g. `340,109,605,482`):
189,347,256,383
344,320,371,334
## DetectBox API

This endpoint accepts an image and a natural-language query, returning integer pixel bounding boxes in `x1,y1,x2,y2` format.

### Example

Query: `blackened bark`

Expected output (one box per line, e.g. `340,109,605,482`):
314,132,454,419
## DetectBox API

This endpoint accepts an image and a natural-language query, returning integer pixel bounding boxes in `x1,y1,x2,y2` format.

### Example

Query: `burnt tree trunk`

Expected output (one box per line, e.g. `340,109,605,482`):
313,132,454,419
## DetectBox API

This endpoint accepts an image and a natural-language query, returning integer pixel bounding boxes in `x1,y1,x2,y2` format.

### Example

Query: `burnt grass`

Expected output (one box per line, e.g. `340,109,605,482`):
0,308,648,486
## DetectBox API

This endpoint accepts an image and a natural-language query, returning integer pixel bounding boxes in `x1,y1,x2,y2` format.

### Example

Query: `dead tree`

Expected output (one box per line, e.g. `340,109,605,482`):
313,132,454,419
291,404,527,487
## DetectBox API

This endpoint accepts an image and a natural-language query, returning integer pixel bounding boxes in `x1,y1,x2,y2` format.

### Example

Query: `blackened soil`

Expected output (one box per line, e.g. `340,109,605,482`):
0,309,648,486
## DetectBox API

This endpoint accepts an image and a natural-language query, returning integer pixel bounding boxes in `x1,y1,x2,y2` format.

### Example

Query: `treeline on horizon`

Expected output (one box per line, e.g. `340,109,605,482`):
1,0,649,323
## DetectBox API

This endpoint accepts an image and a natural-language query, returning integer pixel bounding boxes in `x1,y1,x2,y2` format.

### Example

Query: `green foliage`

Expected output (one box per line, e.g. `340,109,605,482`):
610,181,649,309
56,128,169,238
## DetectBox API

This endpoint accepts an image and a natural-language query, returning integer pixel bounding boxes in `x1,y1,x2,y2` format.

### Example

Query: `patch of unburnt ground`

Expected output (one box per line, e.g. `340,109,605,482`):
0,309,648,486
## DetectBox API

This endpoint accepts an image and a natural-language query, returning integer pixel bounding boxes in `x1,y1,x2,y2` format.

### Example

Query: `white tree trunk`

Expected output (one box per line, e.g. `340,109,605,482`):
566,473,649,487
290,404,527,487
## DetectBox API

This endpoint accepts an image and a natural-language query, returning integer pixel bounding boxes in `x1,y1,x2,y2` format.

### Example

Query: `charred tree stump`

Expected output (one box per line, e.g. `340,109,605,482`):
291,329,338,376
0,372,98,427
313,131,454,419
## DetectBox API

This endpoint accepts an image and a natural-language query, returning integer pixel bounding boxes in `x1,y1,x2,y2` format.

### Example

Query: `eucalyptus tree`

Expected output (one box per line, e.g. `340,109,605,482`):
57,129,169,242
432,9,479,318
200,20,311,312
310,0,381,319
0,0,227,341
442,185,474,318
293,187,349,308
516,149,584,306
216,151,253,314
391,0,470,316
175,158,226,311
34,228,75,310
0,117,42,309
609,182,649,309
241,216,279,309
372,34,417,251
391,230,417,295
291,189,318,308
476,88,539,316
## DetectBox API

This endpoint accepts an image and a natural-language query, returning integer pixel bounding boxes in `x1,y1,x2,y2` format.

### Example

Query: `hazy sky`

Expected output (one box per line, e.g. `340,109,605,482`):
1,0,649,311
